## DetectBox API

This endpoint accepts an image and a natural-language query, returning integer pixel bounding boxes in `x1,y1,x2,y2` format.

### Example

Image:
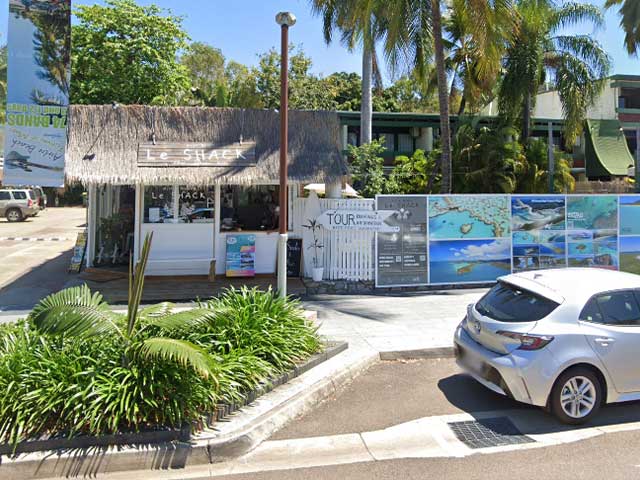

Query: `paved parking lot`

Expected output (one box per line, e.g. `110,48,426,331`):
0,207,85,310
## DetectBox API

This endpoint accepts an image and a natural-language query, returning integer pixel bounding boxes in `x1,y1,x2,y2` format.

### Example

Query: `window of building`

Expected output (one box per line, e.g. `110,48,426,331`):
178,186,215,223
375,133,395,151
143,186,174,223
221,185,279,231
398,133,413,153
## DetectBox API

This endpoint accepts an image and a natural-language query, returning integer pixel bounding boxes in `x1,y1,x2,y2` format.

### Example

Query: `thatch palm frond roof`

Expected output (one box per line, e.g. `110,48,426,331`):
65,105,346,185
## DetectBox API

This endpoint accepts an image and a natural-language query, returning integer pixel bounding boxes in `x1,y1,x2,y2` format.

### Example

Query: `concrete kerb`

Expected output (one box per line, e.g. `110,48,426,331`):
380,347,455,361
0,345,379,479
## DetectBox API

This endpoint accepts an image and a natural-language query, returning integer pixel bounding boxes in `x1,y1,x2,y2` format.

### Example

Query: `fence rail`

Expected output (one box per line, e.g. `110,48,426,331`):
293,198,375,281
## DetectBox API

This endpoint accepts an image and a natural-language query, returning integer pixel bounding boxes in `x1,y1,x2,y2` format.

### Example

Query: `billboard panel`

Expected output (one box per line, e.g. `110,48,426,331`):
567,196,618,269
511,195,567,272
375,195,428,287
3,0,71,187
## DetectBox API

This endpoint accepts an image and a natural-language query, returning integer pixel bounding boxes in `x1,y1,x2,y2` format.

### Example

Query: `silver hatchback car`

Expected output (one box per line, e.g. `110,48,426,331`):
455,268,640,424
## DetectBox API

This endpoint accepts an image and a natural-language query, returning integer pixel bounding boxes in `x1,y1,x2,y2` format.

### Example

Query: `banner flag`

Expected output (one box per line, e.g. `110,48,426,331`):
3,0,71,187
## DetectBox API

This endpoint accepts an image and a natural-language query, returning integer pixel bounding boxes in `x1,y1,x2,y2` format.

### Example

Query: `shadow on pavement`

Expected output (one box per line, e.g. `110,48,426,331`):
439,372,640,436
0,247,80,311
438,373,529,413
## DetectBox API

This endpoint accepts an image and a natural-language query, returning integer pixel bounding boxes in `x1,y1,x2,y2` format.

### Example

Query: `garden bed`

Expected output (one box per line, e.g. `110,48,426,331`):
0,340,347,456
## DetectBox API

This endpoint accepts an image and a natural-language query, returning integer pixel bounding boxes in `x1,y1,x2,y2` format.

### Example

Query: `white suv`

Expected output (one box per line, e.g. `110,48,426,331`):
0,189,40,222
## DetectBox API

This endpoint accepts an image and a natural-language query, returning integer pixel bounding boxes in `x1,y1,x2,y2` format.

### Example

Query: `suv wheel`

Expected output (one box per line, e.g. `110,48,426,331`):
6,208,23,222
549,367,602,425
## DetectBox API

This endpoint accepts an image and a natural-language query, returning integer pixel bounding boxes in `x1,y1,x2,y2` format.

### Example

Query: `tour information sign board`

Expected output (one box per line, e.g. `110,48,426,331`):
375,195,429,287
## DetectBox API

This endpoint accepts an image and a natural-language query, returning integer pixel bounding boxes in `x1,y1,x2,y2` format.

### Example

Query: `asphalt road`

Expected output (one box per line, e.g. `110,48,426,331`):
206,358,640,480
0,207,85,311
202,430,640,480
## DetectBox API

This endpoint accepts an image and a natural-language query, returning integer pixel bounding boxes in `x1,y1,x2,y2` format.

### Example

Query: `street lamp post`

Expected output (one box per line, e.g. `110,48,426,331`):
276,12,296,299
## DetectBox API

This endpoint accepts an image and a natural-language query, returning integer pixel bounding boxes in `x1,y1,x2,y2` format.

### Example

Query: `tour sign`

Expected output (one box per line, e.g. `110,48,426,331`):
315,209,399,232
138,141,257,167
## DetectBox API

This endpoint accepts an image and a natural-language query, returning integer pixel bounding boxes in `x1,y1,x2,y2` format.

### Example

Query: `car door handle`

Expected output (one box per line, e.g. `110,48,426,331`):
595,337,615,345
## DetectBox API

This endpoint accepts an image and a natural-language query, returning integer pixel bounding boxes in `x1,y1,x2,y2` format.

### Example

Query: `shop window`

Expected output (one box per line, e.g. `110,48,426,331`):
178,186,215,223
221,185,279,231
143,186,175,223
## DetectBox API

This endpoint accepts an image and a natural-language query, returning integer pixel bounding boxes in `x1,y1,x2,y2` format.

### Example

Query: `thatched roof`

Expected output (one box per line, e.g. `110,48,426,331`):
65,105,346,185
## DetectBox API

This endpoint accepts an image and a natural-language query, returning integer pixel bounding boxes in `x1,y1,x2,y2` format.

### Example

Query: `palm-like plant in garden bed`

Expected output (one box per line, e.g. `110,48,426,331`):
29,233,218,379
0,233,321,447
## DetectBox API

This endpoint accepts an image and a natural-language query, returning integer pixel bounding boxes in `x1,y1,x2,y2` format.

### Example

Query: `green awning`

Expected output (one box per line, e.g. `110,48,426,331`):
585,119,634,178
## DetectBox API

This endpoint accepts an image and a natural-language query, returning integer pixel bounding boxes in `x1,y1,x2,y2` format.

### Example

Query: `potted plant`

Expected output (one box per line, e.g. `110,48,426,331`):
303,218,324,281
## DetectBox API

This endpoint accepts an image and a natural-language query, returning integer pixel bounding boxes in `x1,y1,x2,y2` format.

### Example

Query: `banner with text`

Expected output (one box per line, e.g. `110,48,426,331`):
3,0,71,186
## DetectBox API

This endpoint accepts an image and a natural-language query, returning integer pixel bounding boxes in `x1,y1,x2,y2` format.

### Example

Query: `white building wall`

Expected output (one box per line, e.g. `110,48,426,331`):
533,85,619,120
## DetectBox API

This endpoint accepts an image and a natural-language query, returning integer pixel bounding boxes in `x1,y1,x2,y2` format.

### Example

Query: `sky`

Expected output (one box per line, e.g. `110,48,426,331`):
0,0,637,84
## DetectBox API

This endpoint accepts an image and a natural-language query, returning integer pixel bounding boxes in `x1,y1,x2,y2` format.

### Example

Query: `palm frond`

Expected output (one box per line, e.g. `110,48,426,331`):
605,0,640,55
147,308,216,332
138,338,219,381
551,2,605,31
138,302,175,320
30,285,121,337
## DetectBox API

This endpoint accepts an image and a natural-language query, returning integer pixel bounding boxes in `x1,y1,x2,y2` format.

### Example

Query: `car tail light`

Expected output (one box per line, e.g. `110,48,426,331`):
27,199,33,207
497,331,554,350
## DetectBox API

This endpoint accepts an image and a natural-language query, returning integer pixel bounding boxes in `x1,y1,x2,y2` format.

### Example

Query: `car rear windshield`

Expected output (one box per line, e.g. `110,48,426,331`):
28,190,36,200
475,281,560,322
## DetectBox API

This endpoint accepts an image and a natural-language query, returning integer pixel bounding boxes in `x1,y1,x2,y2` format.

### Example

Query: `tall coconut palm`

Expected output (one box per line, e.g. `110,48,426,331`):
310,0,382,144
605,0,640,55
498,0,611,146
381,0,517,193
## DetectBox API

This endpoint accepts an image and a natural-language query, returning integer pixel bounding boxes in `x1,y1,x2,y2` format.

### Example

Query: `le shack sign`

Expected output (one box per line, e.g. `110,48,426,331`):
138,141,257,167
315,209,400,232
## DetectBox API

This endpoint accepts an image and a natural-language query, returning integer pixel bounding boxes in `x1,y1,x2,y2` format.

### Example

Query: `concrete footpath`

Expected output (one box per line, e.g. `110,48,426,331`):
307,290,486,354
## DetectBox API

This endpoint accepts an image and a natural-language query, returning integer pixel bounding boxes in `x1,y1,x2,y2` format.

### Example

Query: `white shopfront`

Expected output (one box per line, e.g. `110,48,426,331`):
72,105,345,278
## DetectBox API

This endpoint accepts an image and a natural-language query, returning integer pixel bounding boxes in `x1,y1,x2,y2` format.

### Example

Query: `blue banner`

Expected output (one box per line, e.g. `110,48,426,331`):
3,0,71,187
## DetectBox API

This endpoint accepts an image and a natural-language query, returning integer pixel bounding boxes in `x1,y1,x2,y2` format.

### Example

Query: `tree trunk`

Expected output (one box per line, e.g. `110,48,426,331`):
522,92,531,140
361,47,373,145
432,0,452,193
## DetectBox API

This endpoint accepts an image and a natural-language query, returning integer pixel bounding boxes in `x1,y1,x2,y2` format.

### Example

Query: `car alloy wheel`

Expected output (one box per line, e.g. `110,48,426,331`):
560,376,596,419
6,209,22,222
550,367,602,424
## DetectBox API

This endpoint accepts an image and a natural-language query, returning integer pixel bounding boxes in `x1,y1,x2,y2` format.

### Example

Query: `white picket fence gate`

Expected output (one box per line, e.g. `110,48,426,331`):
293,197,375,281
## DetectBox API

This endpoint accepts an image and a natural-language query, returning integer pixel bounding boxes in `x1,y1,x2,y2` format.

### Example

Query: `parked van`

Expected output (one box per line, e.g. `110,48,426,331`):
0,189,40,222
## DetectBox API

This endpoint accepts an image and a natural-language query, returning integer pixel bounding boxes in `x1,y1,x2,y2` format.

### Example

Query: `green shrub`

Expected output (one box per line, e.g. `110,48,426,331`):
0,288,321,446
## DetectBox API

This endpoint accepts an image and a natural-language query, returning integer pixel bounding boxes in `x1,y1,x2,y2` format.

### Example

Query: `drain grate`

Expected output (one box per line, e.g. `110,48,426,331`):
448,417,534,449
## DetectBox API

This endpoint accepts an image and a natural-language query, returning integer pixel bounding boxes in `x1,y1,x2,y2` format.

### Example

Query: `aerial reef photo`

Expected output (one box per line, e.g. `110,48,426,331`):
428,196,511,283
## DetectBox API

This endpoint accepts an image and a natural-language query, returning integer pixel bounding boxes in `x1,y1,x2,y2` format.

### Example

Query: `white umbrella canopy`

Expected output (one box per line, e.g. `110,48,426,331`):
303,183,360,197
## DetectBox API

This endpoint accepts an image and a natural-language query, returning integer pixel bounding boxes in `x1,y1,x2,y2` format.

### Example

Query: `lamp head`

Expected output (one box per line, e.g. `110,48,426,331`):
276,12,296,27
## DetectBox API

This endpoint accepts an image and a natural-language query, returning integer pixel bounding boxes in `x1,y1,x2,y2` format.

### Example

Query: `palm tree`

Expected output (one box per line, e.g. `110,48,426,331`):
453,119,525,193
498,0,611,146
605,0,640,55
381,0,517,193
29,234,218,379
310,0,382,144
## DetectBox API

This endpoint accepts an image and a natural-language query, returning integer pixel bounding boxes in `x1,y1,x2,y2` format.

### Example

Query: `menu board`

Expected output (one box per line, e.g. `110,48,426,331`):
287,238,303,277
375,195,428,287
225,234,256,277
